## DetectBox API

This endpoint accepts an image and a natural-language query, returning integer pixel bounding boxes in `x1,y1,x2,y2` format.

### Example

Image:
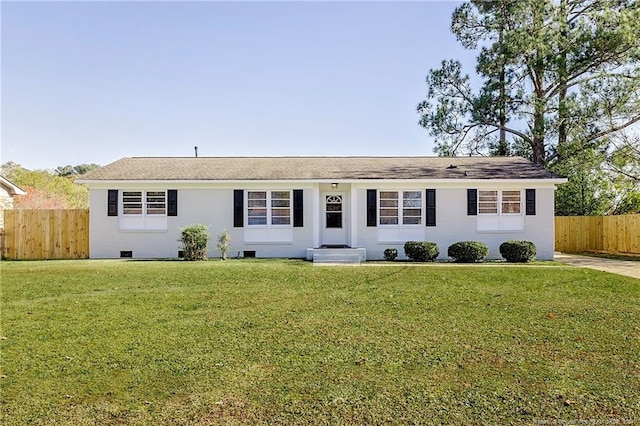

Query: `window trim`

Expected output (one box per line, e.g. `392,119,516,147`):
378,190,424,226
122,191,143,216
478,189,523,216
246,190,293,227
122,190,167,217
146,190,167,215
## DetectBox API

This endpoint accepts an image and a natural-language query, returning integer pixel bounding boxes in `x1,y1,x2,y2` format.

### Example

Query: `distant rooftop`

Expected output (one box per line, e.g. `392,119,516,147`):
78,156,563,181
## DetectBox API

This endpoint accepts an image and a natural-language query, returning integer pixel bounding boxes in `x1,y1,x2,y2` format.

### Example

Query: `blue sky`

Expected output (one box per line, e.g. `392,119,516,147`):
1,1,474,170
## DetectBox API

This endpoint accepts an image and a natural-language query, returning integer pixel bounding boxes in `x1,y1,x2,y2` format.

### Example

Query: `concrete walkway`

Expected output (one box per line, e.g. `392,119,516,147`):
554,252,640,279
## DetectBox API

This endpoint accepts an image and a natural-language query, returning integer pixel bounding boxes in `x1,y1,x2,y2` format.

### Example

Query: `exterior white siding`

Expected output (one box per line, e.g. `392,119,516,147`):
89,181,558,260
353,184,557,261
89,185,315,259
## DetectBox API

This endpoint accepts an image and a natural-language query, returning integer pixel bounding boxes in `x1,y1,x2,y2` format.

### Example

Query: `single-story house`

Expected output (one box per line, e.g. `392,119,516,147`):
0,175,26,229
78,156,566,261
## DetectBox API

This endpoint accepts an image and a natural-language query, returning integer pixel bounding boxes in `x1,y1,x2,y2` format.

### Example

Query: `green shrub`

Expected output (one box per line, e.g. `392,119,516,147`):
383,248,398,261
403,241,440,262
179,224,211,261
499,240,536,262
447,241,489,263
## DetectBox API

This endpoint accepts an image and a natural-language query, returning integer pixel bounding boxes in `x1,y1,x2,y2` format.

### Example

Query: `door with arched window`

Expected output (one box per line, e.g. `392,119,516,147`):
321,192,347,246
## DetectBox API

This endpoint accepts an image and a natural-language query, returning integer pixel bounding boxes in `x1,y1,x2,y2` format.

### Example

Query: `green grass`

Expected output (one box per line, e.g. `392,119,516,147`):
1,259,638,425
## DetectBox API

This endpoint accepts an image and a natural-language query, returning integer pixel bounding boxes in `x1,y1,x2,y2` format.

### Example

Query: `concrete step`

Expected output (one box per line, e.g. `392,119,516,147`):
309,248,366,264
313,253,362,264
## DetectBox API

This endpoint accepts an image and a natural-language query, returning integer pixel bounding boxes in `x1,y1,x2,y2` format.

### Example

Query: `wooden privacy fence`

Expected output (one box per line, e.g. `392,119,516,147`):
555,214,640,255
2,209,89,260
2,209,638,259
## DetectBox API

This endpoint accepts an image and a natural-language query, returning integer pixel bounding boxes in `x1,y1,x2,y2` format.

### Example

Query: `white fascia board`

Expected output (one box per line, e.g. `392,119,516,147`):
78,178,567,189
0,176,26,195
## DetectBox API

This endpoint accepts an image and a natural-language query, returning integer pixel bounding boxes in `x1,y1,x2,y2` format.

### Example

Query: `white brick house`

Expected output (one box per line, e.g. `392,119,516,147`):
78,156,566,261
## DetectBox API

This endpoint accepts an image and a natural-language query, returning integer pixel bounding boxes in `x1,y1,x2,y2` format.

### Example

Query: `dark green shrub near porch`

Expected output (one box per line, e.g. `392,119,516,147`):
404,241,439,262
383,248,398,261
447,241,489,263
500,240,537,262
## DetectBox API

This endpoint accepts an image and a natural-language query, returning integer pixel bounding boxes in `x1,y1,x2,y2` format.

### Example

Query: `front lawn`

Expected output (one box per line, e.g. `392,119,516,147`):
1,260,638,425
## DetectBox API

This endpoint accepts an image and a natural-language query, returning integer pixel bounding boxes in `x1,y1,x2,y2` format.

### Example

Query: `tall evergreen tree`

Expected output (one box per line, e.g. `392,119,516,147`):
418,0,640,166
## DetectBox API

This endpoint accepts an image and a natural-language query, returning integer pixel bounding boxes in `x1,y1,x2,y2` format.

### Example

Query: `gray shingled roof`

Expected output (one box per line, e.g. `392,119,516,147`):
79,156,563,181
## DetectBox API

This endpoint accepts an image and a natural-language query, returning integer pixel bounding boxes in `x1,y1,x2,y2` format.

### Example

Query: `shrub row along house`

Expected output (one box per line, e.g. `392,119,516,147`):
78,156,566,261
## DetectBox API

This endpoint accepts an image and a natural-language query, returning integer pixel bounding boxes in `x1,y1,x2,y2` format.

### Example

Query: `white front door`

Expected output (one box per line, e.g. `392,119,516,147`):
321,192,347,246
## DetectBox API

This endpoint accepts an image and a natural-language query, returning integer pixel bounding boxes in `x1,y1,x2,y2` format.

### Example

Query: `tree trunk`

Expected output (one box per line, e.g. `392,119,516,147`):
557,0,568,153
498,24,508,156
531,1,546,165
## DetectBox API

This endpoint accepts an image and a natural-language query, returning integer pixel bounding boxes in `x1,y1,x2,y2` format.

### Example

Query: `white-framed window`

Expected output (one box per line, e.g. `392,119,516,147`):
379,191,399,225
247,190,291,226
146,191,167,215
247,191,268,225
501,190,521,214
122,191,166,216
123,191,143,215
403,191,422,224
379,190,423,225
479,190,521,215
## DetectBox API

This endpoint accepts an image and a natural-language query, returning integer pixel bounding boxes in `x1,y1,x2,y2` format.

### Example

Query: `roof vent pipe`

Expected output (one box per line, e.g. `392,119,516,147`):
194,146,198,157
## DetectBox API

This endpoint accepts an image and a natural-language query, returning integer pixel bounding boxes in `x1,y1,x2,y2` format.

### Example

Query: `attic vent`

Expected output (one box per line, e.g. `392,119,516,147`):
447,164,458,169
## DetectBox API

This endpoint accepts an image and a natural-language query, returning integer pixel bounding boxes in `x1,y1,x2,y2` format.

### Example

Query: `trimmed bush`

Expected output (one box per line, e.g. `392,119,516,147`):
500,240,536,263
404,241,440,262
383,248,398,261
447,241,489,263
179,224,211,261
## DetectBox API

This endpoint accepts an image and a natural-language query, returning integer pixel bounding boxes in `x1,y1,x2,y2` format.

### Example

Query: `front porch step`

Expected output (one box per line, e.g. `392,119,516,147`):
313,254,362,264
307,248,366,264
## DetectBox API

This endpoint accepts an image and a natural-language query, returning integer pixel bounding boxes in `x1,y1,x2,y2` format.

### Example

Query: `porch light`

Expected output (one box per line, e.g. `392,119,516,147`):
331,183,339,189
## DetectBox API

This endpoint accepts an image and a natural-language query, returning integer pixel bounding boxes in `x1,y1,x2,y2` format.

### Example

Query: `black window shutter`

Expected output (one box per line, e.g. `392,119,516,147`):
293,189,303,227
367,189,377,227
526,189,536,215
467,189,478,216
233,190,244,227
426,189,436,226
107,190,118,216
167,190,178,216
